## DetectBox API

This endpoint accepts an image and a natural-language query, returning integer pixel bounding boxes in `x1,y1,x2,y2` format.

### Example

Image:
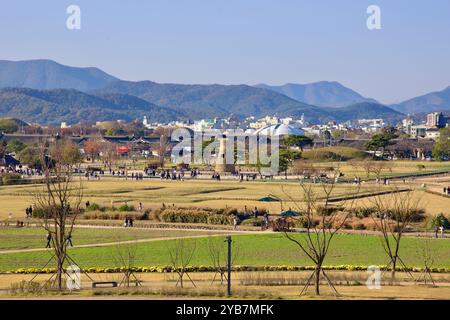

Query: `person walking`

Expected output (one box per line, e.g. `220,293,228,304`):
65,234,74,247
45,232,52,248
253,207,259,219
264,212,269,230
233,216,238,231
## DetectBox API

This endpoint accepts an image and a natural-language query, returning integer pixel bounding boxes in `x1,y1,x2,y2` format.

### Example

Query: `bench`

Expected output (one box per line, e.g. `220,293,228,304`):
92,281,118,288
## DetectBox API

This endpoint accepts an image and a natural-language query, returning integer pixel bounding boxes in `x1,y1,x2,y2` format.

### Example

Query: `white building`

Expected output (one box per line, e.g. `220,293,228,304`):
254,123,305,136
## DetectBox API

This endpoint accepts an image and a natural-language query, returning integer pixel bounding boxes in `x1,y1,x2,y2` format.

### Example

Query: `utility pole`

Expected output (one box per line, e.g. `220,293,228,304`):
225,235,232,296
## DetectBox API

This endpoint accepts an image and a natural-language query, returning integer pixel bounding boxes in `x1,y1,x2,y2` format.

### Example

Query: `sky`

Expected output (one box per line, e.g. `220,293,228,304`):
0,0,449,104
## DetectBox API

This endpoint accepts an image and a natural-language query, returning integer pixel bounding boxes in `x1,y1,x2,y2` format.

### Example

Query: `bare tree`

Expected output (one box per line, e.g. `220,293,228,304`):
33,138,83,291
350,160,393,180
415,233,436,286
100,140,118,172
282,174,359,296
207,236,239,285
113,239,141,287
168,239,197,288
369,188,422,284
153,127,172,168
84,138,101,163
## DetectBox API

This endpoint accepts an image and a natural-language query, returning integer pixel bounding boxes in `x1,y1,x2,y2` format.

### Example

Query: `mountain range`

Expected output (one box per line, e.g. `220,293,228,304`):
0,59,118,91
0,59,447,125
255,82,378,108
0,88,182,124
390,86,450,114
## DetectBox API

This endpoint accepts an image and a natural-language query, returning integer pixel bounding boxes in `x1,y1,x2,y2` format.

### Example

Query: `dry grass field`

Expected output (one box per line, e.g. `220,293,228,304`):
1,271,450,299
0,171,449,221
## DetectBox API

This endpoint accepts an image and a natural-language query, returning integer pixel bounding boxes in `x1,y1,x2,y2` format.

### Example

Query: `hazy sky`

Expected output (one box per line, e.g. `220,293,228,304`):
0,0,449,104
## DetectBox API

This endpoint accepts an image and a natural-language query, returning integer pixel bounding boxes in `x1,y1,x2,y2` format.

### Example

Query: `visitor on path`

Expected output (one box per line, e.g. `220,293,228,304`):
253,207,259,219
124,218,128,227
45,232,52,248
65,234,73,247
264,212,269,229
233,217,238,231
25,207,29,219
440,226,445,238
138,202,143,211
28,206,33,218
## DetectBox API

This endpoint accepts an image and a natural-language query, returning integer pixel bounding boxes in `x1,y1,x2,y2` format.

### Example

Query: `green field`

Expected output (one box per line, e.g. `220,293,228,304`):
0,227,220,250
1,232,450,271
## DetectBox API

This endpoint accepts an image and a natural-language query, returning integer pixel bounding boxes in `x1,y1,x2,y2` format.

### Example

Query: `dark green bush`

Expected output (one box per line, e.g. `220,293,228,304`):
118,204,135,212
86,203,102,212
240,217,265,226
427,213,450,229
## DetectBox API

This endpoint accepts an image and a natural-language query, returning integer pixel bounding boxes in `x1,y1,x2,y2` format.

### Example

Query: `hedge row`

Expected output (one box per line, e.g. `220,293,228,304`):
4,265,450,274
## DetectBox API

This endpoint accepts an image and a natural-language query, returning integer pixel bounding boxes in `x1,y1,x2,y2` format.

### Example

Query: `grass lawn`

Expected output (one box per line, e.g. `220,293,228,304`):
1,233,450,271
0,179,375,219
0,227,221,250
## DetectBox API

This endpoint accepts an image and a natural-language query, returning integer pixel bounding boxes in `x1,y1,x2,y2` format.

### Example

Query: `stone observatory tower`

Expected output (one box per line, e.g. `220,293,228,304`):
215,137,236,173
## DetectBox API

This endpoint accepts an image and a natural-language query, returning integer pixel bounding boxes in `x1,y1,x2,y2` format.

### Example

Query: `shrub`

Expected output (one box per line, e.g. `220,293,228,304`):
240,217,265,227
293,217,319,228
118,204,135,212
32,205,79,219
351,207,377,219
83,211,147,220
427,213,450,229
302,147,367,161
352,222,367,230
139,210,151,221
86,203,102,212
0,173,21,185
156,206,235,225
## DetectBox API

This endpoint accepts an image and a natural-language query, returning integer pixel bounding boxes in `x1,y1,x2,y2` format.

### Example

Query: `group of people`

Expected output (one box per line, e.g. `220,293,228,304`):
375,177,390,185
211,173,221,181
111,170,127,176
239,173,258,182
160,169,185,180
131,172,144,180
123,217,134,227
190,169,199,178
1,167,43,177
145,168,157,177
25,205,33,219
84,170,102,180
443,187,450,196
45,232,73,248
